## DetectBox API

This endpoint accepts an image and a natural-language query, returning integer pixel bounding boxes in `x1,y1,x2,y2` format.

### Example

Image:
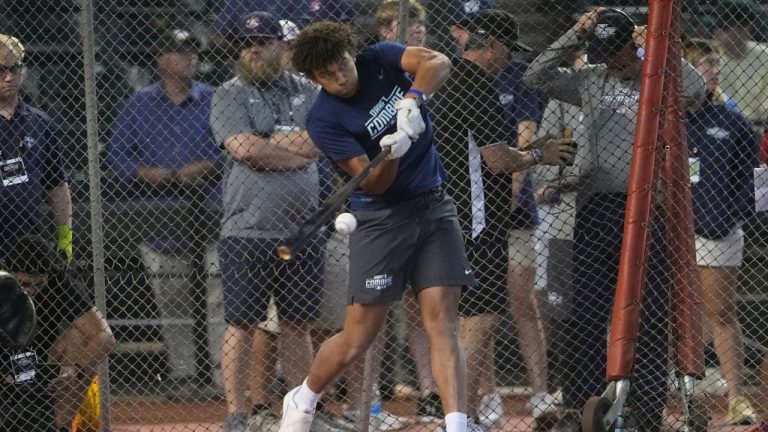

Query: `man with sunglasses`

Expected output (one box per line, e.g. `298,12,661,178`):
210,11,341,432
0,35,73,268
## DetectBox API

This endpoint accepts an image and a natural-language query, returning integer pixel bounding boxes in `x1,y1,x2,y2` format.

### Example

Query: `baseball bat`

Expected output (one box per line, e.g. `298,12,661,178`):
277,147,392,261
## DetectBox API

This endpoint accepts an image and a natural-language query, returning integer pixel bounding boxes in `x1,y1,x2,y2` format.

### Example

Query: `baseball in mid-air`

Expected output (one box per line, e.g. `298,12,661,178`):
334,212,357,235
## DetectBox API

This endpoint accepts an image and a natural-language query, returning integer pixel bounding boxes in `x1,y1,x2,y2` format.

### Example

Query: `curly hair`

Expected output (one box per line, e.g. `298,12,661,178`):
292,21,357,77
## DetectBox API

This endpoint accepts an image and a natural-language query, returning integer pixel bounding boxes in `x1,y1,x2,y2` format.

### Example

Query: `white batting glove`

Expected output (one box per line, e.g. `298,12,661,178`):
380,130,412,160
394,98,425,141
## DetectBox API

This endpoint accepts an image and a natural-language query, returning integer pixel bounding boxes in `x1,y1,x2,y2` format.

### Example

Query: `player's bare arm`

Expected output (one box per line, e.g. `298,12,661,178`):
337,154,400,195
400,46,452,98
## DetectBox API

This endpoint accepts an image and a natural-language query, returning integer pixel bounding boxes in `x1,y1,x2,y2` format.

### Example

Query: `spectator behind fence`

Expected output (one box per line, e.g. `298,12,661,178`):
712,0,768,125
375,0,427,48
524,8,706,432
0,34,73,265
1,235,116,431
209,12,332,432
530,46,588,327
436,10,572,429
216,0,354,36
284,19,478,432
683,38,760,425
106,29,223,385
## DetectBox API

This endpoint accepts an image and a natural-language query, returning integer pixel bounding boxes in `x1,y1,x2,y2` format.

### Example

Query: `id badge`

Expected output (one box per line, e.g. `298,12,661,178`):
9,351,38,383
688,157,700,184
0,157,29,186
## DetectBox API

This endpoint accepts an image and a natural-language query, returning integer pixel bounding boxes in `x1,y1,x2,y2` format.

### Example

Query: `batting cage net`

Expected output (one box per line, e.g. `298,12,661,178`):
2,0,768,431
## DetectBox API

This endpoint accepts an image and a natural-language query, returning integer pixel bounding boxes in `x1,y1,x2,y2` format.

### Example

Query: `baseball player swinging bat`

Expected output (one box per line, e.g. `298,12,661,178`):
277,146,392,261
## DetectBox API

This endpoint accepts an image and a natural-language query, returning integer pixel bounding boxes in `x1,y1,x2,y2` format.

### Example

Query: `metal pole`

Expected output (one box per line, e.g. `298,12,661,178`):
78,0,111,428
397,0,410,44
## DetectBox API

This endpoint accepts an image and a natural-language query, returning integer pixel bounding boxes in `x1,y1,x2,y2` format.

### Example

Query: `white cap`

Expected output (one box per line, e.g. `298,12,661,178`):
280,19,300,41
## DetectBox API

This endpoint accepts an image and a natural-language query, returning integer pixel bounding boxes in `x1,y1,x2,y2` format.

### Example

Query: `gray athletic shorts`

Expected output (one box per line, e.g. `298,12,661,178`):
348,188,476,305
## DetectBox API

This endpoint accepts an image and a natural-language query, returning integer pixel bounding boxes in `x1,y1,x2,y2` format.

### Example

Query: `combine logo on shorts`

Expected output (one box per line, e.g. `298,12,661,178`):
365,274,393,290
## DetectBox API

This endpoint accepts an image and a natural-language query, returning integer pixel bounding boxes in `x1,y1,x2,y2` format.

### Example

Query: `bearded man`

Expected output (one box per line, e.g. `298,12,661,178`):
209,11,330,432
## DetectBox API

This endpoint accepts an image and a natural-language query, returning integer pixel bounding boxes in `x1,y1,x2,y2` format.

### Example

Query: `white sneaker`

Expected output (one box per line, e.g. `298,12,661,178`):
477,392,503,428
525,391,558,420
280,386,315,432
340,407,410,431
435,418,489,432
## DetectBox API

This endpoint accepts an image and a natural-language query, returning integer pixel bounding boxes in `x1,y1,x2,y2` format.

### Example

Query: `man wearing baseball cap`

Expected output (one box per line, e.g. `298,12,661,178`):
434,9,571,430
210,11,346,432
107,27,223,390
524,8,706,432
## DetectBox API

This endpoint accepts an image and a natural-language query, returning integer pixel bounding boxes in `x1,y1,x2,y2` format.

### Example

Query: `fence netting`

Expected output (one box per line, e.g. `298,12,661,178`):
2,0,768,431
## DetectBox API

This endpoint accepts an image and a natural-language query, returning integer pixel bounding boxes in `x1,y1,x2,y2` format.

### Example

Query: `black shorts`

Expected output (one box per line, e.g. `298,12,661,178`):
219,236,323,325
347,189,475,305
459,228,510,317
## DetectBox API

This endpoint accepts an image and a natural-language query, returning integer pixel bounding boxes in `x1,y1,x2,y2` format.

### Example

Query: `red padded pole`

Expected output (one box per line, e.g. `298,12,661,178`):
605,0,674,380
662,1,706,379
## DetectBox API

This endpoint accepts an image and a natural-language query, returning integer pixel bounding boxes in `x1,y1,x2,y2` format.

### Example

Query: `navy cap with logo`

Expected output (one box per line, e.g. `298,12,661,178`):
585,9,636,65
301,0,356,26
156,29,200,55
454,0,495,27
465,9,532,52
235,11,284,39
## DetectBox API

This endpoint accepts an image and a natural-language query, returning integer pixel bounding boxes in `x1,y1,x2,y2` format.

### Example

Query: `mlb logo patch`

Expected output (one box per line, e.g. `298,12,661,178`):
21,136,36,149
310,0,324,12
595,24,617,39
245,16,261,29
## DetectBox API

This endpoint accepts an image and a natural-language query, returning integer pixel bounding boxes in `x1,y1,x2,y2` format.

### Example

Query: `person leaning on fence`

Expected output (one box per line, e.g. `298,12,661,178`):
282,19,479,432
433,10,574,430
683,38,761,425
106,29,223,386
0,35,73,265
209,11,340,432
523,8,706,432
0,235,116,432
712,0,768,125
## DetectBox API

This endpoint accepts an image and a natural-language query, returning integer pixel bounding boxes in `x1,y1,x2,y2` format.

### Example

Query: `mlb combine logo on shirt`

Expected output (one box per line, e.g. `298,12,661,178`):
365,87,405,139
365,274,393,290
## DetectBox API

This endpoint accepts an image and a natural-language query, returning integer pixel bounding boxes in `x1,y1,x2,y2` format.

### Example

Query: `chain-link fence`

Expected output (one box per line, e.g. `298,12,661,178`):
2,0,768,431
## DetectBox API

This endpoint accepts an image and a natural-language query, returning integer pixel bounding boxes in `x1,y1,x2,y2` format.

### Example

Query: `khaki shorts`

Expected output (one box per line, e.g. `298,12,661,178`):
696,228,744,268
508,227,536,267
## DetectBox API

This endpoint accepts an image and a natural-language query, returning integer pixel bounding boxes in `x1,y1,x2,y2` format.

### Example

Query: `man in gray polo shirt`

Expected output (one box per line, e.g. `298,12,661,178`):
524,8,705,432
210,11,335,432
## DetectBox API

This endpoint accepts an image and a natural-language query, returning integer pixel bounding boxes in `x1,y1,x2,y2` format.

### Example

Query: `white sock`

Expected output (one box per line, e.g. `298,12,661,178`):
445,412,468,432
293,379,322,411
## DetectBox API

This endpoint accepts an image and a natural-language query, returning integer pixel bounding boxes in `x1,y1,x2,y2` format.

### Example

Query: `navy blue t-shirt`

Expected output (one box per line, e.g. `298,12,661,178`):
0,102,69,253
495,60,544,228
687,98,759,239
307,42,445,210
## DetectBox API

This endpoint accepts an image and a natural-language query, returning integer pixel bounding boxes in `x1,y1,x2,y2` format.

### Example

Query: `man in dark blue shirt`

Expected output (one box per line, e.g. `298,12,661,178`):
280,21,477,432
0,34,72,264
107,29,222,385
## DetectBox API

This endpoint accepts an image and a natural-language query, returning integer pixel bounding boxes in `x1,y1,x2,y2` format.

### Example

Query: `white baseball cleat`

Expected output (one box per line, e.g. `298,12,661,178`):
280,386,315,432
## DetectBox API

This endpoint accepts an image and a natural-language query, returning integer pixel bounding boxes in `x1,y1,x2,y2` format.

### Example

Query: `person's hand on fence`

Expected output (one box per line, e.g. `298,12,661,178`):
573,7,605,37
55,225,73,265
634,25,647,48
530,134,576,166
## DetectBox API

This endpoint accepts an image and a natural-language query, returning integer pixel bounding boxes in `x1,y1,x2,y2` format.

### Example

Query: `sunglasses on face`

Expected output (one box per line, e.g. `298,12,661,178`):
0,64,23,76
